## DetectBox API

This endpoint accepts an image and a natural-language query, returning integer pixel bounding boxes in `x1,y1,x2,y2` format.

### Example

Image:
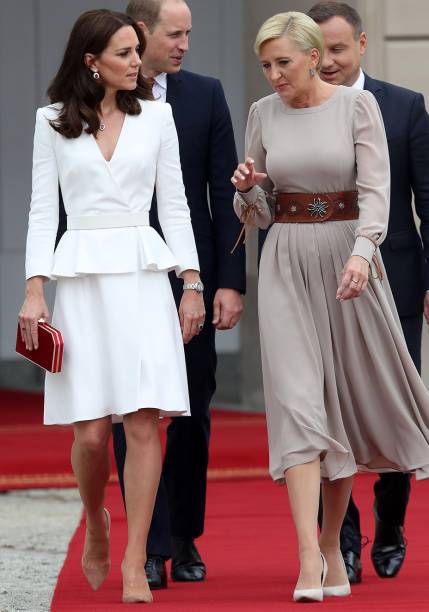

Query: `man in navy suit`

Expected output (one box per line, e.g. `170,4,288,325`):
307,1,429,584
112,0,246,589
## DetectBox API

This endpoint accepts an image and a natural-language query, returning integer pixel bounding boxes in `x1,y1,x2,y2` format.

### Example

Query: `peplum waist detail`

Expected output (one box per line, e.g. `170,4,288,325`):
51,226,179,278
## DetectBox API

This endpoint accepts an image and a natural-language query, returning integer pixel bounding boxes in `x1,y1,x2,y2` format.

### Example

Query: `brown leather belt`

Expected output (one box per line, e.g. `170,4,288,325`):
274,191,358,223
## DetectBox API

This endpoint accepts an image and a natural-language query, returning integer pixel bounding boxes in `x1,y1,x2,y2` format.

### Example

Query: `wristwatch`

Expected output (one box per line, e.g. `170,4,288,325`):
183,281,204,293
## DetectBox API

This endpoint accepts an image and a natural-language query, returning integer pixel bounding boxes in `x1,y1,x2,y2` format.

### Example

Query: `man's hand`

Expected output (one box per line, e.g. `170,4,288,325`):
212,289,243,330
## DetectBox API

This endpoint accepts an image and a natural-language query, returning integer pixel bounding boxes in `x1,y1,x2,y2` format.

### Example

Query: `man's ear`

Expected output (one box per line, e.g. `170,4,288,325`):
136,20,150,36
84,53,98,72
359,31,367,56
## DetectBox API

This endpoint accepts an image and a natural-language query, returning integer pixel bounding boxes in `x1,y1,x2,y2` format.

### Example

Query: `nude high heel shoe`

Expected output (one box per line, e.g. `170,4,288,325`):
82,508,111,591
293,553,328,603
121,561,154,604
323,554,351,597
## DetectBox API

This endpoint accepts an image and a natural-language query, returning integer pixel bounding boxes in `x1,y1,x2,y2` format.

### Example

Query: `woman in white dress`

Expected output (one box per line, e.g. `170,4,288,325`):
18,9,204,604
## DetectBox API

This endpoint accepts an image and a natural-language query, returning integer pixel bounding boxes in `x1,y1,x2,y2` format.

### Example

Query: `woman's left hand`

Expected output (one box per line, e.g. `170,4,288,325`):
179,291,206,344
336,255,370,301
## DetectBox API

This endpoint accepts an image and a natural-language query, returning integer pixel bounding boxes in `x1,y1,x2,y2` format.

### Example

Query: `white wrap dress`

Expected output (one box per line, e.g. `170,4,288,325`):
26,100,199,424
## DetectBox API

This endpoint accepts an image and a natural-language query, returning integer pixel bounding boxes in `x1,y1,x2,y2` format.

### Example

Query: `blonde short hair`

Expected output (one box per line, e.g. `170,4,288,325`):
254,11,324,71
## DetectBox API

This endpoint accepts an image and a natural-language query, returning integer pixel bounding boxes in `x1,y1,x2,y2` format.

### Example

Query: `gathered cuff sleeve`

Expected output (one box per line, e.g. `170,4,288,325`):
352,90,390,262
351,235,377,263
233,185,274,230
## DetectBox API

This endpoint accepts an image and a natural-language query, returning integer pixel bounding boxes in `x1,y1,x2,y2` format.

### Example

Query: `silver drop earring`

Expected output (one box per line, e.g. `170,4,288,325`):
93,71,100,80
309,68,316,78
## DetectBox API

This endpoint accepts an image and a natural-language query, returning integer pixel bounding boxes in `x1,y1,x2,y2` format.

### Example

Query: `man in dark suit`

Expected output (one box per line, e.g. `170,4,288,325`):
307,1,429,584
111,0,246,589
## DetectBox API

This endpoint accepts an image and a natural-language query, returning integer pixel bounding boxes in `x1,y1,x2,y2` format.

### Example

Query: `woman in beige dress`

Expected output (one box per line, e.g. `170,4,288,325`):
232,11,429,604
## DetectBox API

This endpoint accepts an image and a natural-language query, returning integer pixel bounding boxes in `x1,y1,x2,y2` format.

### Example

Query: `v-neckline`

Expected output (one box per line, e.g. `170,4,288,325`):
92,113,127,164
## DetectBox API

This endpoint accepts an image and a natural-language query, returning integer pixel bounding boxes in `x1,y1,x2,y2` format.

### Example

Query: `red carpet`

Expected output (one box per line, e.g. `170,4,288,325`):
4,390,429,609
0,390,268,488
51,476,429,611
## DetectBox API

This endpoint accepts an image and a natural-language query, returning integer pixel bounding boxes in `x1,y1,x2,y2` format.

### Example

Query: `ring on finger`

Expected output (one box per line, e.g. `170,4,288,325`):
198,322,204,330
351,278,359,284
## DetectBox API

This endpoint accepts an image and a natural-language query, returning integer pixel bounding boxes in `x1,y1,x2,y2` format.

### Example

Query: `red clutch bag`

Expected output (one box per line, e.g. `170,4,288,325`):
16,321,64,373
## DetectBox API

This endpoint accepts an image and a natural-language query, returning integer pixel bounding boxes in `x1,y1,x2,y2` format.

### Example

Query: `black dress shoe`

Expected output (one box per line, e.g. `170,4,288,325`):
145,555,167,589
342,550,362,584
171,537,206,582
371,517,406,578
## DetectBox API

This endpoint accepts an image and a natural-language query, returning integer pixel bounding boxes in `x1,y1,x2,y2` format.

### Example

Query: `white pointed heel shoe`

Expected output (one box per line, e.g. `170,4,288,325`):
293,553,328,603
323,554,351,597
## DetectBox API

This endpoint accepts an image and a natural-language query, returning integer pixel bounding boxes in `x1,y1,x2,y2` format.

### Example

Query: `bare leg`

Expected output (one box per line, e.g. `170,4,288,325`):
285,459,323,590
319,476,353,586
121,408,162,603
71,417,112,589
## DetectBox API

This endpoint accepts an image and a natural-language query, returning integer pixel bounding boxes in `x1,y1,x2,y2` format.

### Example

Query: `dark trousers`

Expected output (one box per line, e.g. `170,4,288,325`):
112,279,216,558
340,313,421,556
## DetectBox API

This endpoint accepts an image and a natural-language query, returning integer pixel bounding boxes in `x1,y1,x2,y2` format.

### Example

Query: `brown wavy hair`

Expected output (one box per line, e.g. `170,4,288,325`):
47,9,152,139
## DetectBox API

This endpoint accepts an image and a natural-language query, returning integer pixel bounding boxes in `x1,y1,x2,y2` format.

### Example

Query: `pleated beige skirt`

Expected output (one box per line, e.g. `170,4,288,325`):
259,220,429,484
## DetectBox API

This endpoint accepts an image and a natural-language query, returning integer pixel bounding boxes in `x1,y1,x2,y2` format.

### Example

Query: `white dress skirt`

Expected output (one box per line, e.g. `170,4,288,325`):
44,269,190,425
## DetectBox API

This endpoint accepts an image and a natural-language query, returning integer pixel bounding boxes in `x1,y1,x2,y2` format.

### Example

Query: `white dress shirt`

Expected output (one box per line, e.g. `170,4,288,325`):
351,69,365,91
153,72,167,103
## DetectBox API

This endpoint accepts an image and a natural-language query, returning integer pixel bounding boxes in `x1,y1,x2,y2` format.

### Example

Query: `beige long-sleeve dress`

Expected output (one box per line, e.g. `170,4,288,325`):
235,85,429,484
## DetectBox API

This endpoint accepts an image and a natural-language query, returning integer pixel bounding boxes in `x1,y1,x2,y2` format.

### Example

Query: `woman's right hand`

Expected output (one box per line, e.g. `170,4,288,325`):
231,157,267,192
18,277,50,350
